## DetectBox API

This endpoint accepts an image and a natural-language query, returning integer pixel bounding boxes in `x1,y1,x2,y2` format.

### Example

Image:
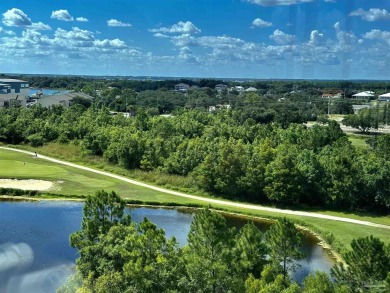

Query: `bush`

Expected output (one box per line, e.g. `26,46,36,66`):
27,134,45,147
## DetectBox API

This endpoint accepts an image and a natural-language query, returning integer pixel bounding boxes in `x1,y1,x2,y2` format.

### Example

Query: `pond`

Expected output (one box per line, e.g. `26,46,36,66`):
29,88,70,96
0,200,335,292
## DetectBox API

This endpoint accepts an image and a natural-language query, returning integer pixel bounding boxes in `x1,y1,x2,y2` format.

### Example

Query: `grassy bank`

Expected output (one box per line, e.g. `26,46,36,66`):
1,144,389,254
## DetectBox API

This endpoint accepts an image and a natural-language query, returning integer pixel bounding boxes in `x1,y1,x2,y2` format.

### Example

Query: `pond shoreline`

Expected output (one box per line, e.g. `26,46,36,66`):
0,194,342,264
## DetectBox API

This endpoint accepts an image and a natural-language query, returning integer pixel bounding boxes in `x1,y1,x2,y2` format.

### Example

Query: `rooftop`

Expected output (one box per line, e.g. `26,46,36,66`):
0,79,28,83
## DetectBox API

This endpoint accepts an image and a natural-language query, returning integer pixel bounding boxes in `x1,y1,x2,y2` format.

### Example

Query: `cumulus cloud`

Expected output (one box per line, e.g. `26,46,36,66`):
2,8,32,26
0,26,16,36
349,8,390,22
107,19,132,27
308,30,323,45
2,8,51,30
244,0,312,6
149,21,201,34
51,10,74,21
363,29,390,45
76,17,88,22
252,18,272,28
333,22,357,52
269,29,295,44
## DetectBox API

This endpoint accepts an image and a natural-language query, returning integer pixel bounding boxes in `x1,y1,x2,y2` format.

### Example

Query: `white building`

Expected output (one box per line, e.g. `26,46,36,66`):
244,87,257,92
352,91,375,99
378,93,390,102
174,83,190,92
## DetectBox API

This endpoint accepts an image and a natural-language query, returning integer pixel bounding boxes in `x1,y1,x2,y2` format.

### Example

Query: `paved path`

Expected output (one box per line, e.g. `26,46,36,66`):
1,146,389,230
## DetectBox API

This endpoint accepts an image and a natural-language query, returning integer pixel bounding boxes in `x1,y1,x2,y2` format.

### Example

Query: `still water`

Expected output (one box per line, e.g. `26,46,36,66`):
29,88,70,96
0,200,335,291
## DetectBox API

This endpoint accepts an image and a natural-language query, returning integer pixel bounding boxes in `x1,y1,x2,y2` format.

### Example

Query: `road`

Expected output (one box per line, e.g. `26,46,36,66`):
1,146,389,230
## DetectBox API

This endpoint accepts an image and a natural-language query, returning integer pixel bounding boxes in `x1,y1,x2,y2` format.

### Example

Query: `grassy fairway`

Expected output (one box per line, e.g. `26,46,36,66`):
0,146,389,251
0,148,202,205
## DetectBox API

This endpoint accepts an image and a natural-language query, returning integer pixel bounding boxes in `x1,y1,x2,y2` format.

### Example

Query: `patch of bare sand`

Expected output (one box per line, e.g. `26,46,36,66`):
0,179,54,191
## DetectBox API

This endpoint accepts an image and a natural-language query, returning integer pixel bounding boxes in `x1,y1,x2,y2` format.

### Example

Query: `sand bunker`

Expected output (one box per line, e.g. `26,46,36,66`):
0,179,54,191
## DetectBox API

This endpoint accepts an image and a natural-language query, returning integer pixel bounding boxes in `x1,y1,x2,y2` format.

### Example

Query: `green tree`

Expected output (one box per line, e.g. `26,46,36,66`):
233,221,268,279
342,109,378,133
70,190,130,250
331,236,390,292
265,218,304,282
264,144,304,204
184,208,236,293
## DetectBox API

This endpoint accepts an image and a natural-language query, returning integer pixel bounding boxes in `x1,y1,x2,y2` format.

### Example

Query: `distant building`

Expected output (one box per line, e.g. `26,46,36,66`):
174,83,190,92
215,84,227,91
322,91,342,99
352,91,375,99
0,79,29,107
244,87,257,92
37,92,93,108
378,93,390,102
230,86,244,94
352,104,371,114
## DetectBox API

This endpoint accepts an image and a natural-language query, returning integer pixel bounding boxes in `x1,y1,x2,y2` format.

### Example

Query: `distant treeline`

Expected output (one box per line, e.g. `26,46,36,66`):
5,74,390,95
1,105,389,213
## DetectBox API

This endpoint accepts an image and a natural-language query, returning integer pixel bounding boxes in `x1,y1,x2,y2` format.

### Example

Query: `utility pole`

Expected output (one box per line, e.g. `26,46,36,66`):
327,96,330,117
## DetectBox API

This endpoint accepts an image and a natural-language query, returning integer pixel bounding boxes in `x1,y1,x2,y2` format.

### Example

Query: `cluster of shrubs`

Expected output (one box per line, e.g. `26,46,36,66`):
0,187,39,197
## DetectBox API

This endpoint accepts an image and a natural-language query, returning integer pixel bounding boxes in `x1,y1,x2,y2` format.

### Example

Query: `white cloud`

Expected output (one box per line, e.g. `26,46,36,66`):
51,10,74,22
244,0,312,6
269,29,295,44
252,18,272,28
350,8,390,22
30,22,51,31
333,22,357,52
0,26,16,35
107,19,132,27
2,8,32,26
363,29,390,45
94,39,127,49
76,17,88,22
153,33,169,38
308,30,323,45
149,21,201,34
2,8,51,30
55,27,94,42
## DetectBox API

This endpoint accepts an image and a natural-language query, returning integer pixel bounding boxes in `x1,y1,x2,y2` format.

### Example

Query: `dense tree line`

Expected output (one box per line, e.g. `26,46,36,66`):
59,191,390,293
0,105,389,213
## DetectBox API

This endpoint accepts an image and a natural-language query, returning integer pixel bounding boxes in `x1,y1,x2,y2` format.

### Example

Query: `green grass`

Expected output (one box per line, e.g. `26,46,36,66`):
0,145,389,253
347,134,371,150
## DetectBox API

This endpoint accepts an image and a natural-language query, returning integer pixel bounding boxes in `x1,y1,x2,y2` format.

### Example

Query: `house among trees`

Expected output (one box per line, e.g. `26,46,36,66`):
244,87,257,92
352,91,375,99
215,84,227,91
37,92,93,108
174,83,190,92
0,78,30,108
352,104,371,114
378,93,390,102
321,91,342,98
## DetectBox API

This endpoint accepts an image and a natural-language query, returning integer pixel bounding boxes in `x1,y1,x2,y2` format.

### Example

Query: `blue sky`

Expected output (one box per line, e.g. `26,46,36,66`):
1,0,390,80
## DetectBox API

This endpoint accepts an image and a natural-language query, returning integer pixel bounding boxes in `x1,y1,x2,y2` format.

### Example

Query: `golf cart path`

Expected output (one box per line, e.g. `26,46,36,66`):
1,146,389,230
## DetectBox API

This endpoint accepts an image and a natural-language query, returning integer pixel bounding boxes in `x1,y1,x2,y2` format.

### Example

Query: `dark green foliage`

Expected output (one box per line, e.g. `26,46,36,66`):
331,236,390,292
184,208,237,292
70,190,130,249
0,90,388,212
265,218,305,281
0,187,38,197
